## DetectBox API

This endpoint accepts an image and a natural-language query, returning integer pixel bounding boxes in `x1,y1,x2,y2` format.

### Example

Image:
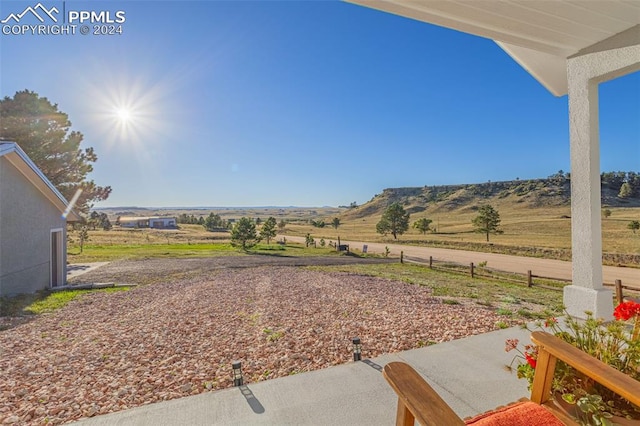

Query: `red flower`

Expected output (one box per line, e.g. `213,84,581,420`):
614,301,640,321
544,317,558,327
525,353,537,369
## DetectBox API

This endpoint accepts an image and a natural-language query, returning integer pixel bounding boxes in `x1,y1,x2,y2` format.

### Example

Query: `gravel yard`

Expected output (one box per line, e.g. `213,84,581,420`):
0,258,517,425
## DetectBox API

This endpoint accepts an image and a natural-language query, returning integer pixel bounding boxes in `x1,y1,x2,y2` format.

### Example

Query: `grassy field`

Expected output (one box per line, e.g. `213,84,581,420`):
21,206,637,326
74,202,640,266
288,205,640,251
67,226,347,263
310,262,565,319
284,205,640,265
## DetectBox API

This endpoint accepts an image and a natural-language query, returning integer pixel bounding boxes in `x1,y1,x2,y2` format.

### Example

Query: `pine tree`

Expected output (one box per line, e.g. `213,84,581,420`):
230,217,260,250
260,217,277,245
472,205,503,242
0,90,111,212
376,203,410,239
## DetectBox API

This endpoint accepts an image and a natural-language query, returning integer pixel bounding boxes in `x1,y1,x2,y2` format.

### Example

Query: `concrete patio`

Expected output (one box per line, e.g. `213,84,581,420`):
75,325,532,425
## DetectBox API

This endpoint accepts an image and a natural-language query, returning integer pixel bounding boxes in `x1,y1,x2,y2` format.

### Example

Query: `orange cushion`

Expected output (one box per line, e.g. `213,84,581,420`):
465,401,565,426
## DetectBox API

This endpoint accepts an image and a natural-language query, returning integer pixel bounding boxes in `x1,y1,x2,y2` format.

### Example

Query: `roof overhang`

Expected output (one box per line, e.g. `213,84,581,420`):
0,142,82,222
346,0,640,96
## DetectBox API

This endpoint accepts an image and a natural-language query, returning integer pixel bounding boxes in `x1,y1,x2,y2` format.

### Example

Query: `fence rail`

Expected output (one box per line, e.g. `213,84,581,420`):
400,252,639,303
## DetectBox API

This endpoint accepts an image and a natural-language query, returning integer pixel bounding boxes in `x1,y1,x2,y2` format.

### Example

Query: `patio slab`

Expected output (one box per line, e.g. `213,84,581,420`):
74,325,532,425
66,262,110,280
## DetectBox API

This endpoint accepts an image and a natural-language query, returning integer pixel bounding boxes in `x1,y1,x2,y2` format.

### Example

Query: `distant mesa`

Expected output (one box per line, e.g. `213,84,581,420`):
343,172,640,219
91,172,638,220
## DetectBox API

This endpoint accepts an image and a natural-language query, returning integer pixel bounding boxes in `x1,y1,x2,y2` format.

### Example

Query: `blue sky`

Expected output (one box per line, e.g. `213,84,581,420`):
1,1,638,207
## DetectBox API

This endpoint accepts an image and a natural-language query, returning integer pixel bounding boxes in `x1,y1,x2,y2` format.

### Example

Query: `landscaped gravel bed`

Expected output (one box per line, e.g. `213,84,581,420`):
0,265,516,425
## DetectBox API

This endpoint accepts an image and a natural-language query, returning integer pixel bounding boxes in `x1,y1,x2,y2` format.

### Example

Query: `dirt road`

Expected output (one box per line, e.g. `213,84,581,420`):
285,236,640,287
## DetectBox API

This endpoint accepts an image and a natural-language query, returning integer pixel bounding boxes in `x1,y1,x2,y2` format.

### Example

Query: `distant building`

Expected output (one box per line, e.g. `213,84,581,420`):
0,142,81,296
117,216,177,229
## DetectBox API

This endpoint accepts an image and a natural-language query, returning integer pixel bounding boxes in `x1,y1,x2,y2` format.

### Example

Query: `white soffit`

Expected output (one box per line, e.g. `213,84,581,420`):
347,0,640,96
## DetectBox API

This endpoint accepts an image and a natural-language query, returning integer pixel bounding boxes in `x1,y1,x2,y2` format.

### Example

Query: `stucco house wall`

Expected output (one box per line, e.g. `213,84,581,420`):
0,143,78,296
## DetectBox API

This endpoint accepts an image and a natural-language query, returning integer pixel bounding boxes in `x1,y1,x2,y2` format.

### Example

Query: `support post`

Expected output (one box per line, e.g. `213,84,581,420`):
429,256,433,269
527,270,533,288
470,262,474,278
560,31,640,320
400,251,403,264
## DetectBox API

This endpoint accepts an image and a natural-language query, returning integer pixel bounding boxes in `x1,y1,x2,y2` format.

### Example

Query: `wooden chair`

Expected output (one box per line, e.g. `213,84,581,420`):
383,331,640,426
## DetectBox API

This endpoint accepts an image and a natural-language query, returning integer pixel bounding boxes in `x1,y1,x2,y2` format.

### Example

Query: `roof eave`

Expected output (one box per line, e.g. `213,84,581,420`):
495,41,568,97
345,0,639,98
0,142,83,222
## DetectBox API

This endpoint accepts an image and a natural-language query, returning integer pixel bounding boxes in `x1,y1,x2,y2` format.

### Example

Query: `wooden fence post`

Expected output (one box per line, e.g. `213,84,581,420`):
400,251,404,264
470,262,474,278
527,270,533,288
429,256,433,269
615,280,623,304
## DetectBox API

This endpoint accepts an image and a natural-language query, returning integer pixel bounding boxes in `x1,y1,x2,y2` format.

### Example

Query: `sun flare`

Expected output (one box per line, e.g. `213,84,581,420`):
115,107,132,123
84,68,172,154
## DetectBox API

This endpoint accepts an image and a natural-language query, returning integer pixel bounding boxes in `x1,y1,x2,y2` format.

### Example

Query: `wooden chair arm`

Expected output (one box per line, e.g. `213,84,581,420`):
530,331,640,407
383,332,640,426
383,361,465,426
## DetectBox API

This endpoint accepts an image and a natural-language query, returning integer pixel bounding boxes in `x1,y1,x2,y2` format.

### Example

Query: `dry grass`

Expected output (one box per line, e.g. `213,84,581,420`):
285,205,640,263
75,204,640,265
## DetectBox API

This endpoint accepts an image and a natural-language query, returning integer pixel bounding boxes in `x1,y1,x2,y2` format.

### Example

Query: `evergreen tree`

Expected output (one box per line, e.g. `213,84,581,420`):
376,203,410,239
413,218,433,234
230,217,260,250
260,217,277,245
88,211,100,230
0,90,111,212
204,213,225,231
98,212,111,230
472,205,503,242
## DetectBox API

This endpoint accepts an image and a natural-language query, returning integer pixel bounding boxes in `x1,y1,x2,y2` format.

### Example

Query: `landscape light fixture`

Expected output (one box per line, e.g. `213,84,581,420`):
352,337,362,361
232,361,243,386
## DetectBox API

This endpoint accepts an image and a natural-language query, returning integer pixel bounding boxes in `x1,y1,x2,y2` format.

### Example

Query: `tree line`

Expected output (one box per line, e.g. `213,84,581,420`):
230,217,279,250
376,202,503,242
601,172,640,198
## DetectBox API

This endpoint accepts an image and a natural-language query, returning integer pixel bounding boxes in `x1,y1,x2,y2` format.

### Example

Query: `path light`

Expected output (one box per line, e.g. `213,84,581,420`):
232,361,243,386
352,337,362,361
